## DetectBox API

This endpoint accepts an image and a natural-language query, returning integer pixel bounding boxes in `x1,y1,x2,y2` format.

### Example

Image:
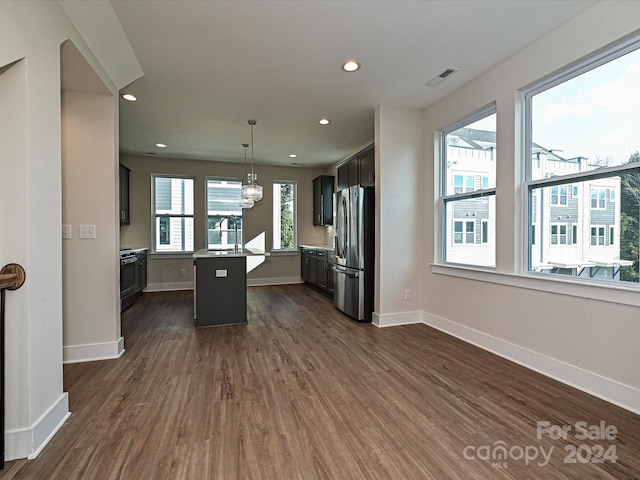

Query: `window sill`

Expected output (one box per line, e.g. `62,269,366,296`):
431,262,640,308
150,252,194,260
270,250,299,256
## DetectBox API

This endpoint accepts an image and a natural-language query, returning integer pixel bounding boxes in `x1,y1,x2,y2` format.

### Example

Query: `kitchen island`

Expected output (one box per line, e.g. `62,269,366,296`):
192,249,267,327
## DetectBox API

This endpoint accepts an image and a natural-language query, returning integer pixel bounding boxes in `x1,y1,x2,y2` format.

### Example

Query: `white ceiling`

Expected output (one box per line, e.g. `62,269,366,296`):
110,0,596,167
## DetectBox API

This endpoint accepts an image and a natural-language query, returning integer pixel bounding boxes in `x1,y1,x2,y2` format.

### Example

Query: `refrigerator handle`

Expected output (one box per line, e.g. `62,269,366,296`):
333,266,359,278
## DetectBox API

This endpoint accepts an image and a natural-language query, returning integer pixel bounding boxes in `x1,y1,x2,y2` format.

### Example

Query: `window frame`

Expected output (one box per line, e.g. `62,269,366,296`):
151,174,195,254
440,104,497,267
205,176,244,252
272,180,297,252
523,36,640,284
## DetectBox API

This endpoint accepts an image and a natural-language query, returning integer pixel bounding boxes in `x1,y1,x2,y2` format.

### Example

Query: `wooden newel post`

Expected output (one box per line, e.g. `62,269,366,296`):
0,263,26,470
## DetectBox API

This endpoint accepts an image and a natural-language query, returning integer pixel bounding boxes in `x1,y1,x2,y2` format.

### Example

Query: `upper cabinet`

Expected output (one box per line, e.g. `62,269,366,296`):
336,144,375,190
358,146,375,187
313,175,334,226
119,163,130,225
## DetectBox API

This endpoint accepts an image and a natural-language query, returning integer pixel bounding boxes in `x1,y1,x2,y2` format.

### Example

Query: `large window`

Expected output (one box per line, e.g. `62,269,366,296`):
153,175,194,253
525,39,640,283
206,178,243,251
273,181,296,251
441,107,496,267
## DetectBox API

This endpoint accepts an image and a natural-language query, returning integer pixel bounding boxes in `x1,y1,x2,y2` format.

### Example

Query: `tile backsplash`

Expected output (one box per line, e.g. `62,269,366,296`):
324,226,334,248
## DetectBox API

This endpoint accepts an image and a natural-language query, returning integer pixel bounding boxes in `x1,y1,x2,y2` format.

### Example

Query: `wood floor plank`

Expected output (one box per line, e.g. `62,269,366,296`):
2,285,639,479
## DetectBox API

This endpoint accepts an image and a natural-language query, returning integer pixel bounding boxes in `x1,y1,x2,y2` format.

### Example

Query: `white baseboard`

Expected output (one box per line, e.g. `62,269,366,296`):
63,336,125,364
146,278,304,290
422,311,640,415
247,276,304,286
372,310,423,327
5,392,71,461
145,281,193,292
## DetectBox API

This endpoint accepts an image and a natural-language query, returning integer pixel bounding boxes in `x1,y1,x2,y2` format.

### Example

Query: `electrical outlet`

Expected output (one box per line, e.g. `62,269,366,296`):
62,224,72,239
404,288,412,300
78,224,96,239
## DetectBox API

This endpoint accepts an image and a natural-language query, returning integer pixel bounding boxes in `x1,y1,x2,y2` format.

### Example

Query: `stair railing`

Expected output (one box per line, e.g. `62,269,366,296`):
0,263,26,470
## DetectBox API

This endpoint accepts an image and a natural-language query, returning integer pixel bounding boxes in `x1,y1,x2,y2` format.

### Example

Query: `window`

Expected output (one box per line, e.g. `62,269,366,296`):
453,220,475,244
591,226,606,246
442,107,496,267
551,185,567,205
525,39,640,283
551,224,568,245
152,176,194,253
591,188,606,209
273,181,296,251
481,220,489,244
206,178,243,251
454,175,463,194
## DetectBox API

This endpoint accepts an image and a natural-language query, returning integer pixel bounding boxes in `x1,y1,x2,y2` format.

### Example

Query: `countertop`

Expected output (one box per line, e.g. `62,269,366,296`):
300,244,334,251
193,248,270,258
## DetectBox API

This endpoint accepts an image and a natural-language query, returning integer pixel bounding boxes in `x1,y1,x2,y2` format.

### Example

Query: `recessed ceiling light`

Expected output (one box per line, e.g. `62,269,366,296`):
155,143,167,148
121,93,138,102
342,60,360,72
318,118,331,125
289,154,297,158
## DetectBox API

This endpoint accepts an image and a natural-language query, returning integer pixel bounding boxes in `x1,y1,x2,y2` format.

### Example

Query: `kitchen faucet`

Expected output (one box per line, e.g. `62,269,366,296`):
214,215,240,253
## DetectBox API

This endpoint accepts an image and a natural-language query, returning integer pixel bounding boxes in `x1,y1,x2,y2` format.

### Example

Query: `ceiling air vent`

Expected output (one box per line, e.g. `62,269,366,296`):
425,67,459,87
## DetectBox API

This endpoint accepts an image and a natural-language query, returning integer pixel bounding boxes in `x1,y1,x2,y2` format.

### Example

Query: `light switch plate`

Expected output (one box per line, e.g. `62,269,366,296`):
62,224,72,239
79,224,96,239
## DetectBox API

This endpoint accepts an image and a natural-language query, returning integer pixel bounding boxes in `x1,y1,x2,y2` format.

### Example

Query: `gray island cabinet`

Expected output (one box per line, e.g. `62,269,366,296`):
193,250,247,327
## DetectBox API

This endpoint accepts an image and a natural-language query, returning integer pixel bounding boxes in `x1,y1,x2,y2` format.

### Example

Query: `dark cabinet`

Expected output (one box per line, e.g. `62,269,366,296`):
301,246,334,296
119,164,130,225
136,249,147,294
336,145,374,190
359,146,375,187
337,163,349,191
316,250,328,290
301,247,317,283
194,256,247,327
313,175,334,225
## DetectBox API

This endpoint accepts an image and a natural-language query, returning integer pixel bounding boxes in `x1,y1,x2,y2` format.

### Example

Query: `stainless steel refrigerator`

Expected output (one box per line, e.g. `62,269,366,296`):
333,185,374,321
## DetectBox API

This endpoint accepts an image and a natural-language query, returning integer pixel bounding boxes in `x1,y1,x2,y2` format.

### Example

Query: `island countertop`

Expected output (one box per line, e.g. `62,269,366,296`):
193,248,271,258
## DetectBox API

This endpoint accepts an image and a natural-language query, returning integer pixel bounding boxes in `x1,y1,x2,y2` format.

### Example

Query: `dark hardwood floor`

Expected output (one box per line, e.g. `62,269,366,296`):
2,285,639,479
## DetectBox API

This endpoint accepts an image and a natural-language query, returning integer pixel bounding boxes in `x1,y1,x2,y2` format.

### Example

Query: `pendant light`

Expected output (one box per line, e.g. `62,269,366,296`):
238,143,254,208
241,120,263,202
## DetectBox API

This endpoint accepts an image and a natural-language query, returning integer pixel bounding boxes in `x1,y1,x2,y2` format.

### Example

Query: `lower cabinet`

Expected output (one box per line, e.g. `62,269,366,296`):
301,247,334,295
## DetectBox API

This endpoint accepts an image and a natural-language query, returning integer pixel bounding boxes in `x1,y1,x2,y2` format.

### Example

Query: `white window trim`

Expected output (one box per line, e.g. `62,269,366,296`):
590,225,606,247
431,34,640,307
590,187,607,210
151,173,195,255
205,176,244,251
452,218,477,245
439,103,497,266
550,223,568,245
272,180,297,252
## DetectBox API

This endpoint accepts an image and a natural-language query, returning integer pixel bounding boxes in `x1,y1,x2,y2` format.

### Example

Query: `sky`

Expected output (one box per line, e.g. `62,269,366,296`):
532,46,640,167
464,45,640,170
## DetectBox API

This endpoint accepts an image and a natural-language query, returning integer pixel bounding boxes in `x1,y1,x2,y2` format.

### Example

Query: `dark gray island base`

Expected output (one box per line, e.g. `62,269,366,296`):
194,253,247,327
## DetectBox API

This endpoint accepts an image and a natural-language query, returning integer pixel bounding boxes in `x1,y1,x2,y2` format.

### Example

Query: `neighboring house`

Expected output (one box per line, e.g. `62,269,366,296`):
446,129,632,279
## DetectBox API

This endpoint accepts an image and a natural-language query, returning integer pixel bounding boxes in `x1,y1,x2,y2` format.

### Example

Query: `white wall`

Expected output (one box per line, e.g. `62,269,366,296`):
374,106,424,326
120,154,330,289
62,88,122,363
419,1,640,412
0,1,138,460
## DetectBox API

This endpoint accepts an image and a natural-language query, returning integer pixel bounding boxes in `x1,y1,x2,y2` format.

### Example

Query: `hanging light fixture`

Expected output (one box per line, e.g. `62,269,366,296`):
242,120,263,202
238,143,254,208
